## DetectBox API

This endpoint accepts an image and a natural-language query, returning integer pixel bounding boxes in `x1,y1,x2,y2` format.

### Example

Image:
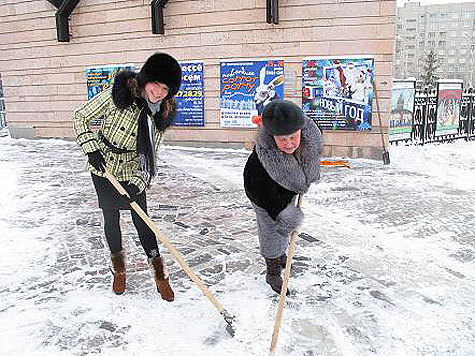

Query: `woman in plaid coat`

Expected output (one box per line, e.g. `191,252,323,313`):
73,53,181,301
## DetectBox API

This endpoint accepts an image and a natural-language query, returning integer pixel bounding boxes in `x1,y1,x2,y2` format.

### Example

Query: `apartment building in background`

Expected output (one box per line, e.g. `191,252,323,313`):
394,1,475,86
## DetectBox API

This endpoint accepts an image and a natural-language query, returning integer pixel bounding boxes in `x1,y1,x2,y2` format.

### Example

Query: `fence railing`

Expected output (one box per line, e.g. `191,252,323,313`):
390,88,474,145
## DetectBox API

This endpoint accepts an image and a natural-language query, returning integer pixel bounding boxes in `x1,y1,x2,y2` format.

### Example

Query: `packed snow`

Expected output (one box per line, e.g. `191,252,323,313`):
0,135,474,355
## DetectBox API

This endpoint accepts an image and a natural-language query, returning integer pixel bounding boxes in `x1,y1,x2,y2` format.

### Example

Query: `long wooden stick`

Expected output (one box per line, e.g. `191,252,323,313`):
374,82,391,165
269,194,304,355
103,170,235,335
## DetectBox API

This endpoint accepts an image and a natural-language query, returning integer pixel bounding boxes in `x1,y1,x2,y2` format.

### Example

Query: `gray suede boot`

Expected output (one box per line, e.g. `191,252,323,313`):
279,254,287,270
265,257,290,296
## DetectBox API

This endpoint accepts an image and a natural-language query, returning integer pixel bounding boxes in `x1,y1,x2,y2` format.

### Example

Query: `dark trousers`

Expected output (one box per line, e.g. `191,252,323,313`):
102,198,160,258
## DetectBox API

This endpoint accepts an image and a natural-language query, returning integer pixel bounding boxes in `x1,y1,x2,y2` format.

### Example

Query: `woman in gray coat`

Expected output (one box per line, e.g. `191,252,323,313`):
244,100,322,294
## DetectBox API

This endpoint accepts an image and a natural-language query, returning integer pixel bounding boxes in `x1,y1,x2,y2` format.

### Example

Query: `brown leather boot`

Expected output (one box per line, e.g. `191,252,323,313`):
150,256,174,302
111,251,126,295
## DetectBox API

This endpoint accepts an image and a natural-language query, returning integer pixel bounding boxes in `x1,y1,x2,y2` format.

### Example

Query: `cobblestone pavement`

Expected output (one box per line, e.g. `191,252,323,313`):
0,137,474,355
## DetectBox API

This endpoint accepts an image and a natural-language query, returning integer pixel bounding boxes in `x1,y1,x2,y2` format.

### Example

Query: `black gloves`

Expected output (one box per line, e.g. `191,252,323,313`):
125,184,140,202
87,150,106,173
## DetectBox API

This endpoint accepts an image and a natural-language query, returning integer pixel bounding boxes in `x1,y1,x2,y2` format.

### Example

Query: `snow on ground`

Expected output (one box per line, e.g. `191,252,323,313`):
0,136,474,355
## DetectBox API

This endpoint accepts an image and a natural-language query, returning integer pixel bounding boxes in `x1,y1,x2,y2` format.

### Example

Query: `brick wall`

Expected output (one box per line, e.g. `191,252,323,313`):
1,0,396,159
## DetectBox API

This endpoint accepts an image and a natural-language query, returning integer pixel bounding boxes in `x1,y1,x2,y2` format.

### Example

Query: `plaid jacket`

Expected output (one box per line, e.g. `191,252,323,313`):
73,87,164,193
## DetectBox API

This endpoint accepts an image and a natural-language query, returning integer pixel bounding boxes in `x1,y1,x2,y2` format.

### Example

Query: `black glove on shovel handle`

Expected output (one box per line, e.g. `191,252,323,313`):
102,168,236,337
125,184,140,202
87,150,106,173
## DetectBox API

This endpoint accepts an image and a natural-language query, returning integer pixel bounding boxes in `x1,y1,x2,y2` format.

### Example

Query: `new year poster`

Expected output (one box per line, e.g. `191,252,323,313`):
302,56,374,131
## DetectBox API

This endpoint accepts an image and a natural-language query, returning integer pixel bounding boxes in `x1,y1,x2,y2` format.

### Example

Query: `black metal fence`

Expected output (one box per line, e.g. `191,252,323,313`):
390,88,474,145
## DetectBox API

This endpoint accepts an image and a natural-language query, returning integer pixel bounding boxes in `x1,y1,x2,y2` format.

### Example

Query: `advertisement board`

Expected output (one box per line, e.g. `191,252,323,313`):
220,59,284,128
435,80,463,136
389,79,416,141
302,56,374,131
174,61,205,127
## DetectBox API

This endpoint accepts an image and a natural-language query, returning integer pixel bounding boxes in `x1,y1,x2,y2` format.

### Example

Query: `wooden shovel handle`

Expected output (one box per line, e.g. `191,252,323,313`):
269,194,303,355
103,170,229,316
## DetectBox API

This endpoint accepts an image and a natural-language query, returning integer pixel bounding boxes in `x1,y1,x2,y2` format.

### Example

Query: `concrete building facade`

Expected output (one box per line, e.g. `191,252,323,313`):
1,0,396,159
394,1,475,86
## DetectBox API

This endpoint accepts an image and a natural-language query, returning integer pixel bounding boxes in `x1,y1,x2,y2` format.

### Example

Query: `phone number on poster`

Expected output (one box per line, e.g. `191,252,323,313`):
175,90,203,98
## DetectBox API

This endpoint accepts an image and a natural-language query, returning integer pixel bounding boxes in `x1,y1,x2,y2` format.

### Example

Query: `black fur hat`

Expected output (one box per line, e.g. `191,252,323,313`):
262,100,305,136
137,52,182,98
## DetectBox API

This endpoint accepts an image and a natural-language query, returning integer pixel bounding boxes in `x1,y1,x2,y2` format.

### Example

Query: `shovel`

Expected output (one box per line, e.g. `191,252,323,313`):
269,194,304,355
103,169,236,336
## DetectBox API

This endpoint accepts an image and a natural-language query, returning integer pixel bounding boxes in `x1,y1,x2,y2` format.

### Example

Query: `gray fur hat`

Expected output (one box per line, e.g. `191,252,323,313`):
261,100,305,136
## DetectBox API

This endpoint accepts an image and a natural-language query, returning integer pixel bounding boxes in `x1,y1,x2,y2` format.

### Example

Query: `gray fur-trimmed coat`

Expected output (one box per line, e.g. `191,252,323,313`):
243,116,322,221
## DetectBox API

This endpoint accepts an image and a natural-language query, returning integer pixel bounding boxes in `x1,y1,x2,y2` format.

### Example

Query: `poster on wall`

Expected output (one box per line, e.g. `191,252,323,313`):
174,61,204,127
220,59,284,128
86,64,135,100
86,64,135,126
389,79,416,142
302,56,374,131
435,80,463,136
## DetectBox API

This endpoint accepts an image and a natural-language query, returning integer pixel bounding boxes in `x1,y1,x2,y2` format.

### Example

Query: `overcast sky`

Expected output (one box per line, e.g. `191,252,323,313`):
397,0,475,6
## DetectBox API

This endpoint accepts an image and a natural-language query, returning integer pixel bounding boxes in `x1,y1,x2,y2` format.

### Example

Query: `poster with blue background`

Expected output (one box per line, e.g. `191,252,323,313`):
174,61,204,127
86,64,135,100
302,56,374,131
220,59,284,128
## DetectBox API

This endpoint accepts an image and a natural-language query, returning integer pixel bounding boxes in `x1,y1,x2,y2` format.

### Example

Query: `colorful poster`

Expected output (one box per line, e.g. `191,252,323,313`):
174,61,204,127
86,64,135,100
389,79,416,141
220,59,284,128
302,56,374,131
435,81,463,136
86,64,135,127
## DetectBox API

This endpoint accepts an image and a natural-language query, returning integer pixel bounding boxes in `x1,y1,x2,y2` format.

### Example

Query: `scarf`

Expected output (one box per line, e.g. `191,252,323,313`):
136,97,161,186
255,117,322,193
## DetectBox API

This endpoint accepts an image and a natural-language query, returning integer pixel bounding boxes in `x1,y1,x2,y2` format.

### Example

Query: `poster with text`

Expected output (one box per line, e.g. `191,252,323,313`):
302,56,374,131
435,81,463,136
389,79,416,141
87,64,135,100
174,61,204,127
220,59,284,128
86,64,135,127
